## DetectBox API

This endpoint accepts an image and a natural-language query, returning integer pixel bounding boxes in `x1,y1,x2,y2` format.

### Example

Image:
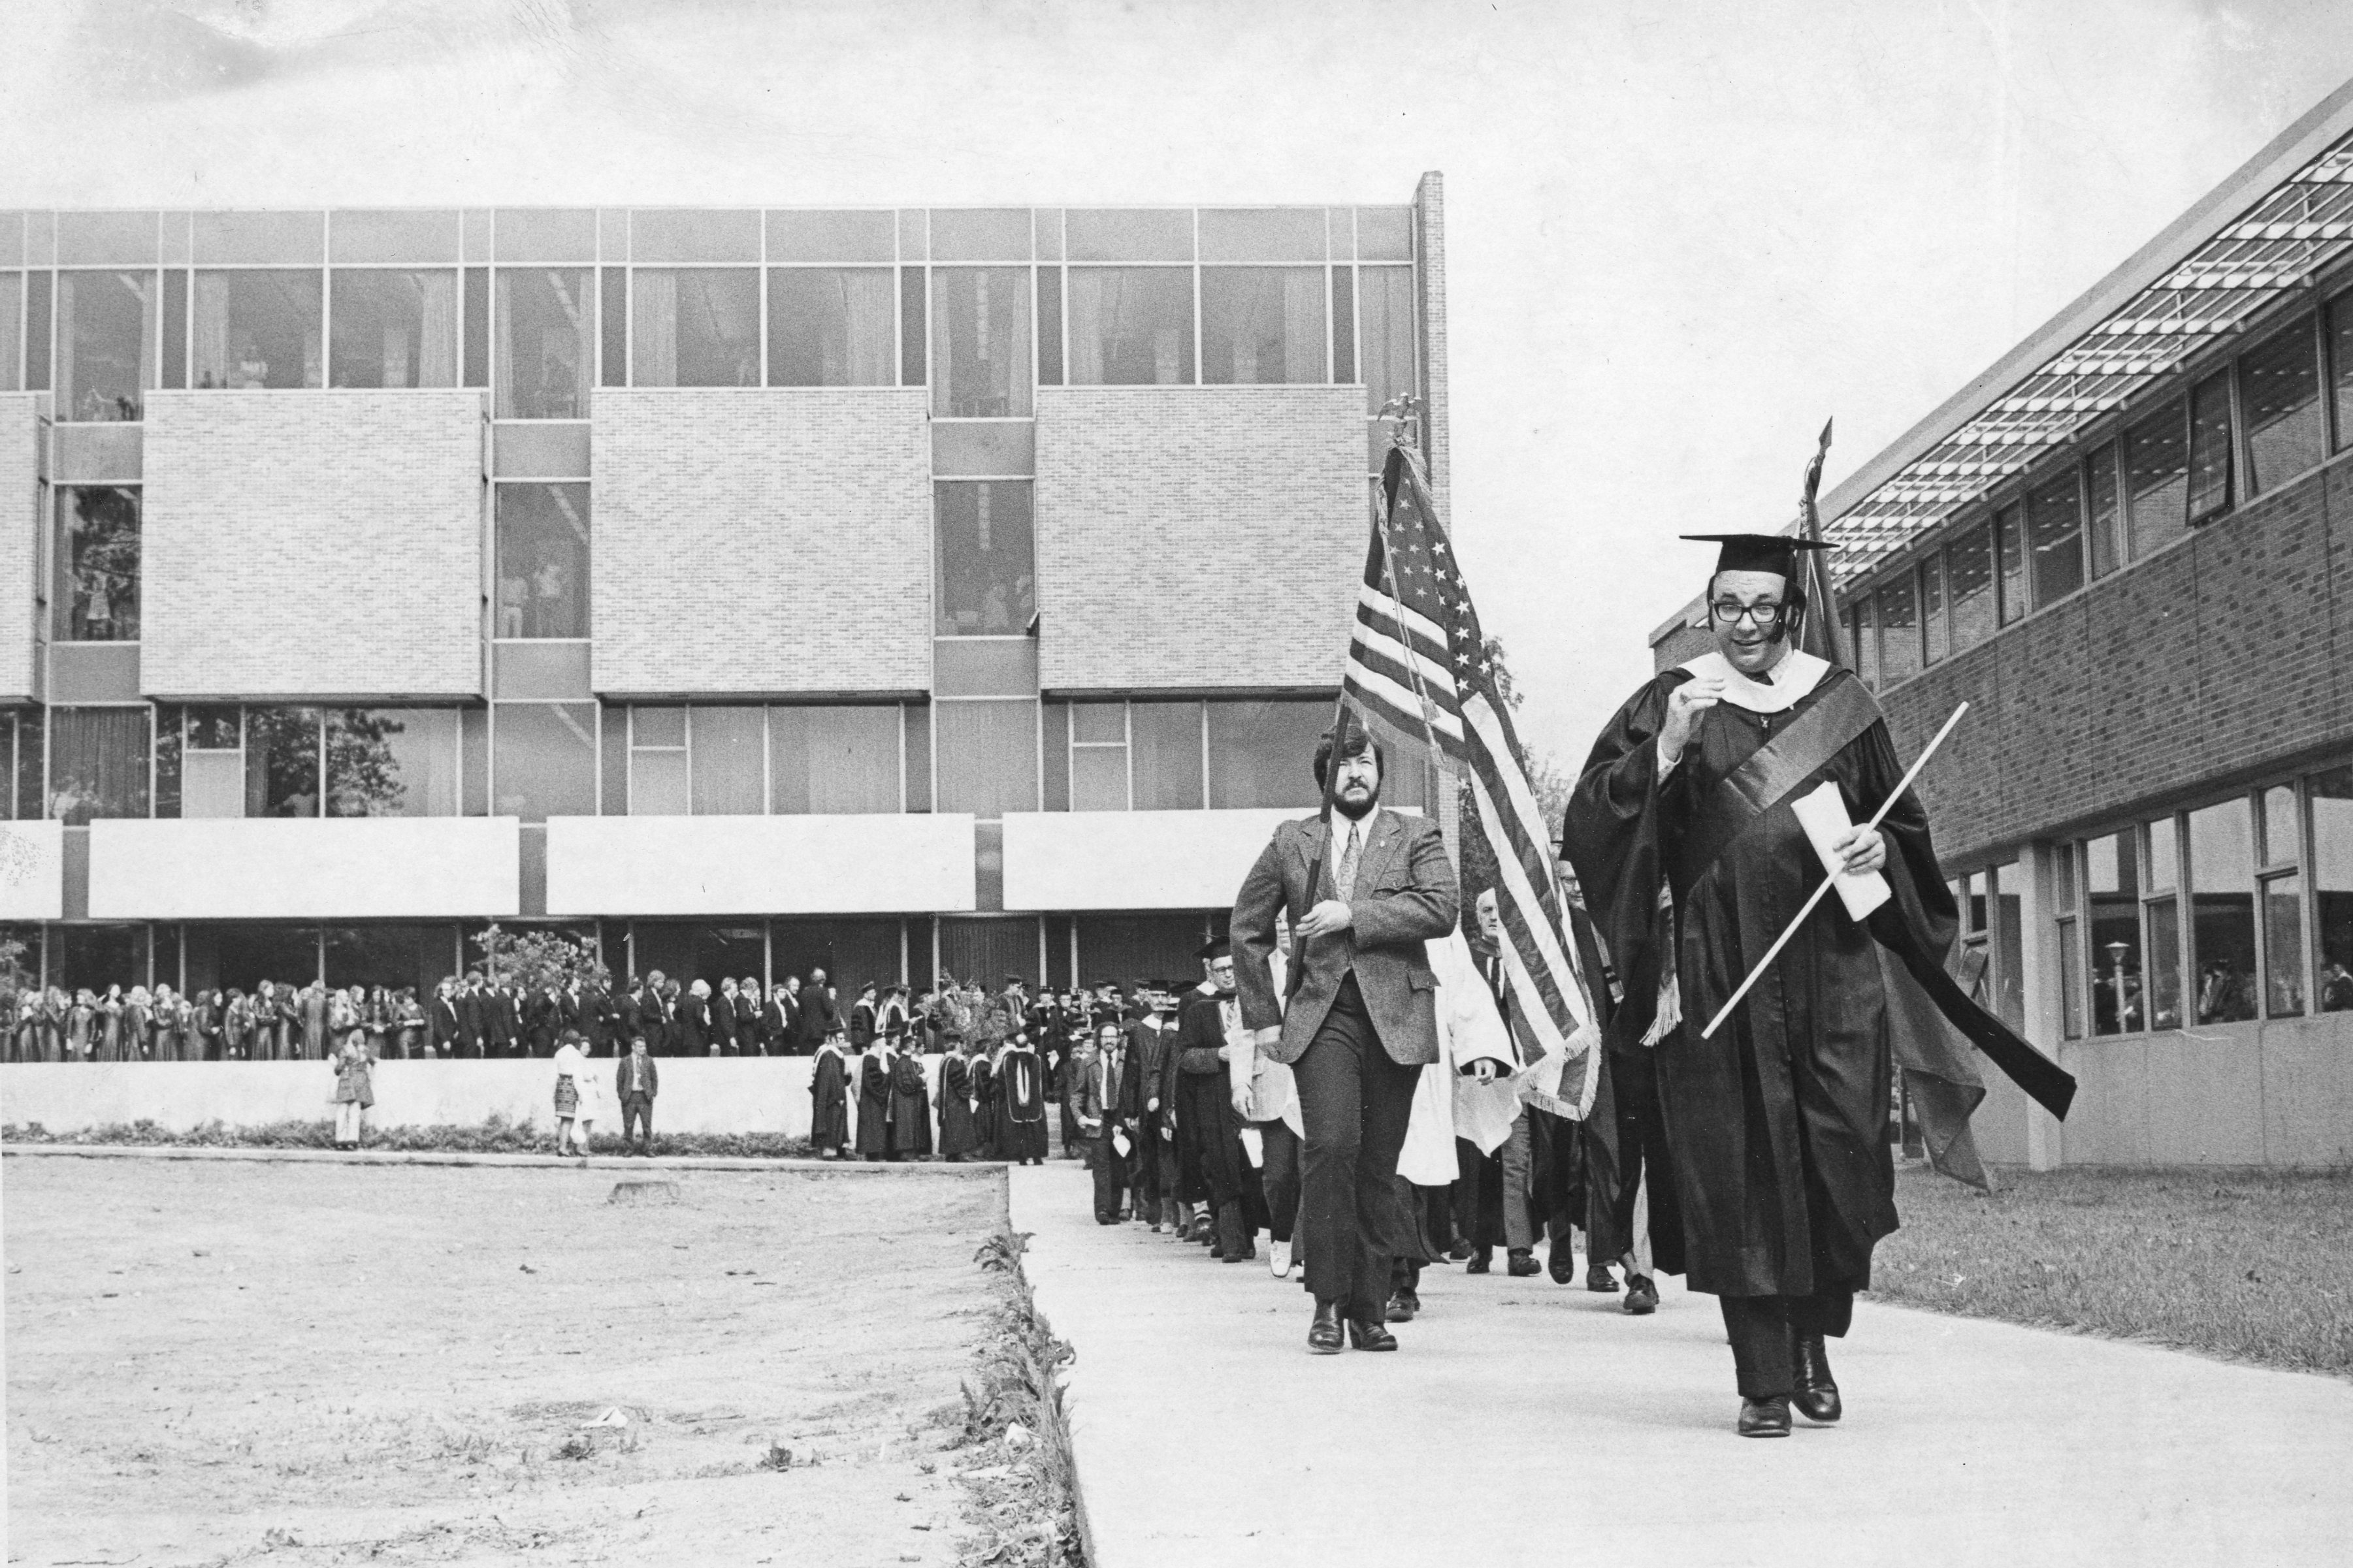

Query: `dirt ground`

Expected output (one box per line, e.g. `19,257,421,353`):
3,1153,1013,1567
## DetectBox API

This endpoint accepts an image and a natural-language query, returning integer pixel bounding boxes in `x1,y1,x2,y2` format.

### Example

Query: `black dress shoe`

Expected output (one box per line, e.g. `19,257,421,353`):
1586,1263,1620,1293
1346,1319,1398,1351
1622,1274,1659,1315
1793,1333,1843,1422
1446,1240,1474,1262
1548,1247,1577,1285
1384,1287,1420,1324
1737,1396,1793,1438
1506,1249,1540,1277
1466,1247,1492,1275
1307,1302,1344,1355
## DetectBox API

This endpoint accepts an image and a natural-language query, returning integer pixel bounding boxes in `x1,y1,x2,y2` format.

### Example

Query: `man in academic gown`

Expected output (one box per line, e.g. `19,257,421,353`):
1172,942,1253,1260
1563,532,2065,1437
886,1021,933,1160
855,1035,893,1160
809,1032,852,1158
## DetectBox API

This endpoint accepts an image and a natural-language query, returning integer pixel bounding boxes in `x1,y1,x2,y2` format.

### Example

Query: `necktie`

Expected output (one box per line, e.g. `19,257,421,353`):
1335,820,1363,901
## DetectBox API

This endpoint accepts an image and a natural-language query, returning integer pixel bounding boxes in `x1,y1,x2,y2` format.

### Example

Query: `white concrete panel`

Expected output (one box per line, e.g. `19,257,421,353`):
88,818,522,919
0,820,67,920
1001,809,1303,912
0,1057,947,1141
544,814,977,916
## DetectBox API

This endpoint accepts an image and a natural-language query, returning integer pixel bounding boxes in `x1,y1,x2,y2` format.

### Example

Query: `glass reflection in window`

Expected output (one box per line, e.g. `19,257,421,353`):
495,267,594,418
48,706,150,825
2125,401,2188,558
494,483,589,639
329,270,458,388
1202,267,1325,384
56,270,154,421
246,707,323,817
935,481,1034,636
1067,268,1193,385
2187,799,2256,1023
2310,767,2353,1012
768,268,896,387
932,267,1033,417
2086,831,2140,1035
1207,699,1327,810
631,268,759,387
2241,315,2322,494
193,270,321,389
327,709,459,818
495,703,597,822
54,487,140,643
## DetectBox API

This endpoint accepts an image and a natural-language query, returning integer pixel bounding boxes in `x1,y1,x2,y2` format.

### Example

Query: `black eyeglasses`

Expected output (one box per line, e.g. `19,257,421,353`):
1708,600,1787,629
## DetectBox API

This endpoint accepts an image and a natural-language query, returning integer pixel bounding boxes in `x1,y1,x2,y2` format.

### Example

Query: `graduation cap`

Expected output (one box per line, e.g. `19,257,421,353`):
1681,533,1832,578
1196,936,1232,961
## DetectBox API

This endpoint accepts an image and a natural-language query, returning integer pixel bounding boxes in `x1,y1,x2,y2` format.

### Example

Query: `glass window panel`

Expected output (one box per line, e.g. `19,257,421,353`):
1921,556,1947,665
2241,315,2322,492
934,700,1038,817
1064,209,1195,264
494,703,596,822
767,267,896,387
935,481,1034,635
765,210,897,264
191,270,321,389
493,483,590,639
2331,293,2353,455
47,706,150,825
187,920,317,998
192,211,324,266
1207,698,1327,809
1070,701,1125,744
900,266,926,386
1945,526,1994,651
2086,441,2121,579
2058,917,2084,1040
2264,874,2305,1018
600,267,626,388
1331,265,1355,385
328,268,457,388
246,707,321,817
183,752,242,818
2318,767,2353,1011
56,270,154,421
2125,400,2188,558
2188,799,2256,1023
323,921,459,999
768,705,900,814
630,268,760,387
1994,507,2025,625
462,267,488,387
15,709,42,822
1201,266,1325,385
1358,266,1415,416
493,208,597,264
1356,208,1415,261
1197,208,1325,263
154,701,181,819
1129,701,1203,810
1875,575,1919,684
2026,468,2084,608
54,923,152,995
1037,265,1062,387
161,269,186,389
1992,861,2024,1030
631,750,687,816
1850,601,1879,690
632,705,686,749
2145,897,2182,1031
930,266,1031,417
462,707,488,816
628,208,760,264
327,708,459,818
690,705,765,816
0,272,22,391
54,486,140,643
929,208,1033,262
1071,746,1128,812
2147,815,2179,892
2087,831,2141,1036
1066,267,1193,385
2186,371,2233,521
25,272,48,391
1964,869,1988,934
494,266,594,418
2261,784,2299,867
187,705,240,749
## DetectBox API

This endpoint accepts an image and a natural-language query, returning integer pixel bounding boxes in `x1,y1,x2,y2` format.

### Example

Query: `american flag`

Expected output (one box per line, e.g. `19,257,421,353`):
1342,443,1600,1115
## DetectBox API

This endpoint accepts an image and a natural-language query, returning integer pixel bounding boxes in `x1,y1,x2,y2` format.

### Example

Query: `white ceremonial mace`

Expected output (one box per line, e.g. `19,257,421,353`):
1699,701,1969,1041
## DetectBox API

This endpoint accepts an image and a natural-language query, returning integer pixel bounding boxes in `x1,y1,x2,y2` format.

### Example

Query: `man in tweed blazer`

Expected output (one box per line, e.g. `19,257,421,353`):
1232,722,1459,1354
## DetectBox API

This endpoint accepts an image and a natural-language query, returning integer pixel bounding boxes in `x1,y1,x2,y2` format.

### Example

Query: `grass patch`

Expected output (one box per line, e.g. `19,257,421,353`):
941,1230,1086,1568
1870,1162,2353,1377
1,1115,815,1159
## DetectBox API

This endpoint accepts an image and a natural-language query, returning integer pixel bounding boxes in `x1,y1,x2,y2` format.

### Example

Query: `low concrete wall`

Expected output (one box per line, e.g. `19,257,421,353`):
0,1056,953,1142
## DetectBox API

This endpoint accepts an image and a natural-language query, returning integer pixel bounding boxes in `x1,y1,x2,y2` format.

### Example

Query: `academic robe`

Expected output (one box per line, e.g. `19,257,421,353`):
854,1051,894,1157
1171,986,1248,1212
939,1053,979,1157
1563,650,1982,1300
971,1055,1000,1157
809,1044,852,1151
889,1048,933,1157
677,992,708,1057
996,1046,1050,1163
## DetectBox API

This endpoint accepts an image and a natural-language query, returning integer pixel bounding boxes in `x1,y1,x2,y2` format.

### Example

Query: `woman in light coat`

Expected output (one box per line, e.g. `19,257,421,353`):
331,1036,375,1149
550,1030,588,1157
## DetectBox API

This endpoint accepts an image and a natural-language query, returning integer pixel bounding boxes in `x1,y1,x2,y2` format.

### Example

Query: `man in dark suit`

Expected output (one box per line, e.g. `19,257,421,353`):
1232,720,1459,1355
430,979,463,1058
1078,1021,1139,1224
760,980,793,1057
455,972,487,1059
796,969,837,1052
615,1036,658,1155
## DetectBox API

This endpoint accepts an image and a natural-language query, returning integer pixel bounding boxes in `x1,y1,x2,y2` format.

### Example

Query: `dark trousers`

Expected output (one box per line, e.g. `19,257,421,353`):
621,1092,653,1150
1718,1292,1855,1398
1088,1132,1129,1223
1256,1119,1302,1243
1133,1112,1163,1214
1293,974,1420,1319
1591,1047,1672,1268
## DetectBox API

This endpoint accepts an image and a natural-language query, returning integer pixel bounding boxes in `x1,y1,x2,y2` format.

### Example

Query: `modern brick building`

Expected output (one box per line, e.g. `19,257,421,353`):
1651,86,2353,1167
0,178,1447,1004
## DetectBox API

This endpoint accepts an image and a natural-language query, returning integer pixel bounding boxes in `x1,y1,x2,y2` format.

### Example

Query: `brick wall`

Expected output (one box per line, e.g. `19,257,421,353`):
1034,386,1367,692
1874,451,2353,867
143,390,485,698
591,388,930,696
0,396,40,701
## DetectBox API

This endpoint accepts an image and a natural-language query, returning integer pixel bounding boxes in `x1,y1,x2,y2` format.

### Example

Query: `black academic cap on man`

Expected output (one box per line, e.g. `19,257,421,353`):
1681,532,1833,577
1196,936,1231,961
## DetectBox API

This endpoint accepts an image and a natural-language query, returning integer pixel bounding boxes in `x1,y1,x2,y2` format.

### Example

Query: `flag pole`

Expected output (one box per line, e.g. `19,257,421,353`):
1698,701,1968,1040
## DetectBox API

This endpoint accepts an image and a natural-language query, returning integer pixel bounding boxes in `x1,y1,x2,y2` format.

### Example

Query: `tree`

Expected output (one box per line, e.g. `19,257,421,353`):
470,924,608,993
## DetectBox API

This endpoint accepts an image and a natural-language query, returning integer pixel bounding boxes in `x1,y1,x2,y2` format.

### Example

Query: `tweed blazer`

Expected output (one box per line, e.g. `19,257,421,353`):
1231,807,1460,1066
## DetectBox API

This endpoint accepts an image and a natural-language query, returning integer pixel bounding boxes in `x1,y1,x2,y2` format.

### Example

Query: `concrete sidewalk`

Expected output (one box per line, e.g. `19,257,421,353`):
1011,1163,2353,1567
1,1142,999,1174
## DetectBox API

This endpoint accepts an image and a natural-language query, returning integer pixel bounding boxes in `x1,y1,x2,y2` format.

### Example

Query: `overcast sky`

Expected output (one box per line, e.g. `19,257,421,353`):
7,0,2352,768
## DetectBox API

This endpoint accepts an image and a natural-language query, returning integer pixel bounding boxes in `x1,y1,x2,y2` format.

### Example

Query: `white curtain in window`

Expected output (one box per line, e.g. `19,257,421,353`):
632,269,679,387
1069,272,1109,384
836,269,894,386
1281,269,1323,383
415,270,457,387
193,274,232,389
493,271,517,414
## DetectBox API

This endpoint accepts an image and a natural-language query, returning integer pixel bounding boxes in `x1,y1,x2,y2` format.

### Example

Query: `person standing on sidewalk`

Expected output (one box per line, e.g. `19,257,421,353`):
331,1036,374,1150
617,1036,658,1155
1231,720,1460,1356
